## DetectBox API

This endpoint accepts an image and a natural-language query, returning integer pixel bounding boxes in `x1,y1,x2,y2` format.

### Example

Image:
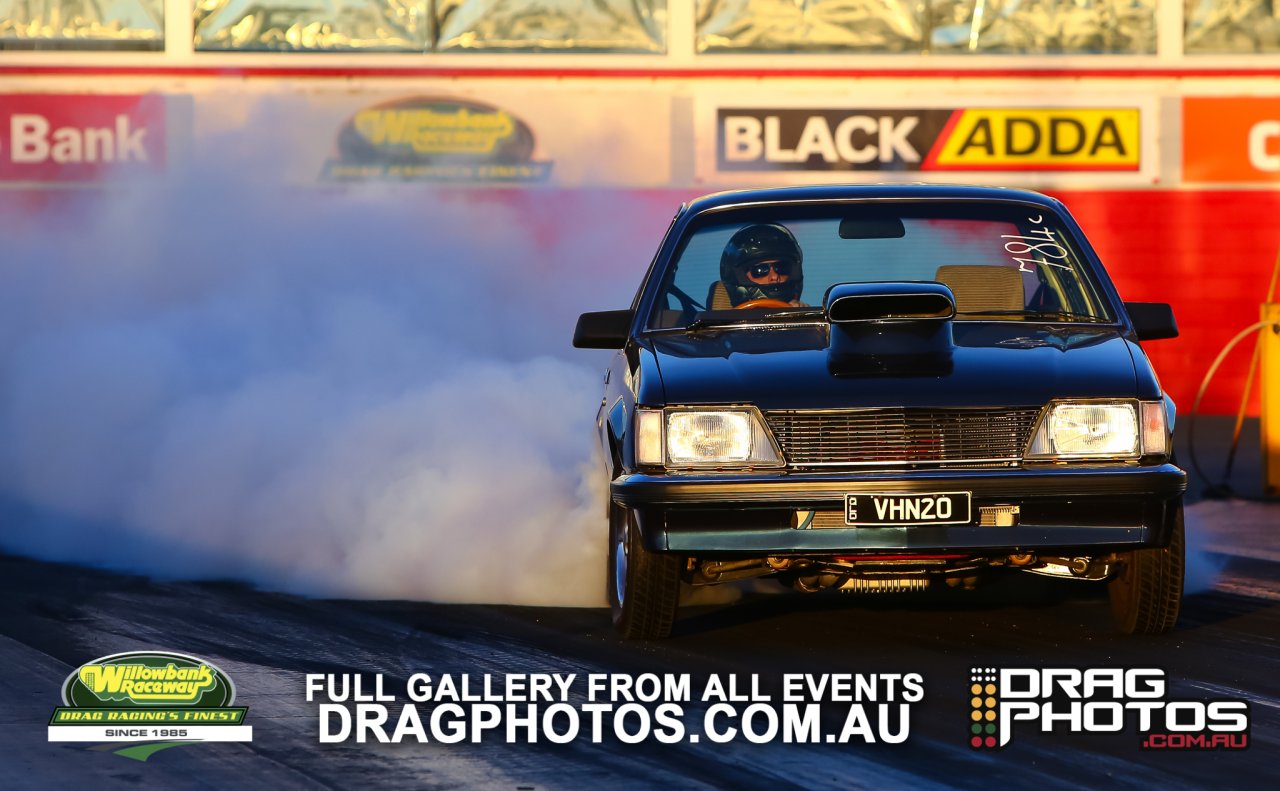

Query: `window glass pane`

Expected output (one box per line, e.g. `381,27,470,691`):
1185,0,1280,53
193,0,428,51
437,0,667,53
696,0,924,53
0,0,163,50
930,0,1157,54
695,0,1156,54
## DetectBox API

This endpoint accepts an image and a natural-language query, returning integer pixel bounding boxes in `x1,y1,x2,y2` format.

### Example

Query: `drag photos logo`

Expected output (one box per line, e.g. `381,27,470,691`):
48,651,252,759
968,667,1249,751
967,667,1000,748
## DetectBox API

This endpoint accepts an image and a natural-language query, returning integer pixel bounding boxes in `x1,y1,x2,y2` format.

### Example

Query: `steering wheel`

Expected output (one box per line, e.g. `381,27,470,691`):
735,298,794,310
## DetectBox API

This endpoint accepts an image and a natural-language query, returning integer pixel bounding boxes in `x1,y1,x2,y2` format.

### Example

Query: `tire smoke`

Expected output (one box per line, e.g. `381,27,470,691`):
1183,507,1229,595
0,170,671,606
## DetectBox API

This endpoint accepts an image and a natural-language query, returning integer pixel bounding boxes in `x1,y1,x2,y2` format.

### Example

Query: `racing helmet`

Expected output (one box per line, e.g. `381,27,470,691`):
719,223,804,306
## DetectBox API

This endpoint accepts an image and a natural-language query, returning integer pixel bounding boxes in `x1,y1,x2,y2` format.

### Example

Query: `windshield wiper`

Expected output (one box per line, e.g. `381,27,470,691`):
775,307,825,321
955,309,1105,322
683,316,752,333
684,308,825,334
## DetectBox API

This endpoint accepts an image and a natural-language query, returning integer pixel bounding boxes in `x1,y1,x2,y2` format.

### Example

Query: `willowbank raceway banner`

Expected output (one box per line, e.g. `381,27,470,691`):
0,75,1276,790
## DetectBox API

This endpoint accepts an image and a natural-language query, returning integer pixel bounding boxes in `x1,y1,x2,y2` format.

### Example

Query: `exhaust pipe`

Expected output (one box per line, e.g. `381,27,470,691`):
839,578,930,594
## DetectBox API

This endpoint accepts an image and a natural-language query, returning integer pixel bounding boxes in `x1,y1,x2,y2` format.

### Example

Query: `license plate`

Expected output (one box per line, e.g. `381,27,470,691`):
844,492,972,526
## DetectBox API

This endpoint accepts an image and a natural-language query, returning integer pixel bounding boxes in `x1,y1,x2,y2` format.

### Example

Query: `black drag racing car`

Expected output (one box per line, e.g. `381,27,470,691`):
574,184,1184,639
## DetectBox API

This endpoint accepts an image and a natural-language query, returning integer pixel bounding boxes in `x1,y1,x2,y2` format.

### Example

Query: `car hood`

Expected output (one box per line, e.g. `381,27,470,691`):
644,323,1138,410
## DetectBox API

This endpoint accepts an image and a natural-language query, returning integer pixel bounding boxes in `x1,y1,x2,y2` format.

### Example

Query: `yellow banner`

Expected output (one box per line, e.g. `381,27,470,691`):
926,109,1140,171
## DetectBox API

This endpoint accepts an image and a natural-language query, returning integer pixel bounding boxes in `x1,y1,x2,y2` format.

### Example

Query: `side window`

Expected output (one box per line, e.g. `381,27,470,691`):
663,226,738,315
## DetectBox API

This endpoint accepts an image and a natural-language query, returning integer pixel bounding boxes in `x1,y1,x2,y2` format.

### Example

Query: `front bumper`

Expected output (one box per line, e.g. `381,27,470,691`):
612,464,1186,555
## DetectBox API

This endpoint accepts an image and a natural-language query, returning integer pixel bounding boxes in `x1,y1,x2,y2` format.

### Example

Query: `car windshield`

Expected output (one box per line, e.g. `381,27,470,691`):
646,202,1115,331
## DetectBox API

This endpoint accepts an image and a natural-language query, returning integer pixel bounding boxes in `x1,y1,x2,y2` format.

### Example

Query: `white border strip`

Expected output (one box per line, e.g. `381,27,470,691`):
48,725,252,742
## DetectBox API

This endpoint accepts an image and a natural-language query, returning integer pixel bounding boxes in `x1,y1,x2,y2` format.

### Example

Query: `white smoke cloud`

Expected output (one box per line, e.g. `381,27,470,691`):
1183,507,1226,595
0,163,668,606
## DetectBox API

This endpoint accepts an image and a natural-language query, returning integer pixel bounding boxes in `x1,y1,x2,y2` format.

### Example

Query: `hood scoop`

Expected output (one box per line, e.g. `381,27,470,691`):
825,282,956,377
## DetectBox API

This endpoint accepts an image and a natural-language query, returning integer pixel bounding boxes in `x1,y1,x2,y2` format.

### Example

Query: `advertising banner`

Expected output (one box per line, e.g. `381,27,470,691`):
320,96,554,183
924,108,1141,171
700,96,1156,186
191,85,672,188
0,93,167,182
1183,96,1280,183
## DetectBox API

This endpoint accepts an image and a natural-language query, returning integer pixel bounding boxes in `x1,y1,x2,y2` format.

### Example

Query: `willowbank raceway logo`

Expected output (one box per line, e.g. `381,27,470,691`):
48,651,252,760
322,96,553,183
967,667,1249,751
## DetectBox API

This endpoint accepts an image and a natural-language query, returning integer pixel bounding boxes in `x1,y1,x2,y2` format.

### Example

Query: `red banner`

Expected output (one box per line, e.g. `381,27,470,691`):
0,94,166,182
1184,97,1280,184
1052,189,1280,417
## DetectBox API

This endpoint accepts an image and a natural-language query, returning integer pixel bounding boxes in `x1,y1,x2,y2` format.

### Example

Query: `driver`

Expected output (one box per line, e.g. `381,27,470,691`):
719,223,805,307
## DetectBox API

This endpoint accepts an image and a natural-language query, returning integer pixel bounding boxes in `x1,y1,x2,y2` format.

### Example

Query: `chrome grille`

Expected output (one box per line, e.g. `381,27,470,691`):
765,408,1040,468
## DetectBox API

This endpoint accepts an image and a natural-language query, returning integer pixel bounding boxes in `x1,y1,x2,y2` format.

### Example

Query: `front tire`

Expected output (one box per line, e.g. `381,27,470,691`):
1109,501,1184,635
607,505,682,639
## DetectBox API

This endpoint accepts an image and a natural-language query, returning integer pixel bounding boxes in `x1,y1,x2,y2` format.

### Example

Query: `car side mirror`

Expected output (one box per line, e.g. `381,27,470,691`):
1125,302,1178,341
573,310,634,349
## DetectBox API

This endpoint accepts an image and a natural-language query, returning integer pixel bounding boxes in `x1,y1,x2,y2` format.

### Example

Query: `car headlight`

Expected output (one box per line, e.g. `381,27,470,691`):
635,407,784,468
1025,400,1167,460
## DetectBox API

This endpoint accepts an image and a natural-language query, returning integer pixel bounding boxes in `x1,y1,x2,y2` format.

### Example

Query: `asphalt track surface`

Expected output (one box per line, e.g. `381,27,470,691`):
1,533,1276,791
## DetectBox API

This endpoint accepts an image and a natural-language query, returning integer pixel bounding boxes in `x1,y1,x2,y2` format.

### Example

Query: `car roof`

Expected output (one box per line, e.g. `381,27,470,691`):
682,184,1063,216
